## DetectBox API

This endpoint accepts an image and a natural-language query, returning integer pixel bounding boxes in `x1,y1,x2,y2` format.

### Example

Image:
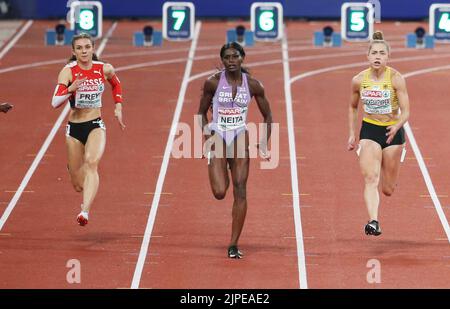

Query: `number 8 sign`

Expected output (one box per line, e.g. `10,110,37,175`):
69,1,102,39
251,2,283,41
341,2,374,42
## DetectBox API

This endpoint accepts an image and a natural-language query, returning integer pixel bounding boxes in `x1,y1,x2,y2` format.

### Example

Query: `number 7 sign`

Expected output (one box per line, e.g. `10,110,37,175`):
163,2,195,41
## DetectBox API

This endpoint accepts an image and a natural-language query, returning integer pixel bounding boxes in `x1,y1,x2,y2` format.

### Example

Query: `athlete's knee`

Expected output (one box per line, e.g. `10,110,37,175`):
84,155,100,170
363,173,380,186
233,183,247,200
72,183,83,192
212,188,227,200
382,184,395,196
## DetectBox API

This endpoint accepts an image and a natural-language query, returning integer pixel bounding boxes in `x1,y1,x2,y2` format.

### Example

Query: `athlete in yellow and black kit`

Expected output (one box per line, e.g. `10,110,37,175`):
347,31,410,236
358,66,405,148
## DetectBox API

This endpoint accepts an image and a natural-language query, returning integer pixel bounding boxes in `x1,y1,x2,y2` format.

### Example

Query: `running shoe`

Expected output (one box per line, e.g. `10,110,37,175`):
365,220,381,236
228,245,244,259
77,211,89,226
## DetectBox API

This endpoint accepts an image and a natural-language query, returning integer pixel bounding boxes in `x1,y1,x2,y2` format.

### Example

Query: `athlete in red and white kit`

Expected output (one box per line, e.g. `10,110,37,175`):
51,33,125,226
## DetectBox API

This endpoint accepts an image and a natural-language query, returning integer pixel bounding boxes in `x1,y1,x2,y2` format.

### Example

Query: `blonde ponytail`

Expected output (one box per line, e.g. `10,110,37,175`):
372,31,384,40
368,31,390,54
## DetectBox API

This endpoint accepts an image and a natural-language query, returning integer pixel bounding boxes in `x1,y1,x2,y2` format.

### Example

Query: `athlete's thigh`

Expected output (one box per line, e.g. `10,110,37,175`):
208,134,229,189
229,131,249,186
66,136,85,176
359,139,383,176
229,157,249,187
84,128,106,163
381,144,404,185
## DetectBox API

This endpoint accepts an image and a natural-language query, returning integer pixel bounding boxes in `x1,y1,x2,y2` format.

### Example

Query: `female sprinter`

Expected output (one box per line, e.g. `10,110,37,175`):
51,33,125,226
198,42,273,258
348,31,410,236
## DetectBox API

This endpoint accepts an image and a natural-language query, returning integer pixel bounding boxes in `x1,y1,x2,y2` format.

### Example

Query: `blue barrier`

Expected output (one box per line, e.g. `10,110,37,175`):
133,31,162,47
45,29,74,46
226,29,254,46
314,31,342,47
406,33,434,48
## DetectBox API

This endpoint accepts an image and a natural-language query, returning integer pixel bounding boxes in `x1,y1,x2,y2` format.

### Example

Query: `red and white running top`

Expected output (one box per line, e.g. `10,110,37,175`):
66,60,105,109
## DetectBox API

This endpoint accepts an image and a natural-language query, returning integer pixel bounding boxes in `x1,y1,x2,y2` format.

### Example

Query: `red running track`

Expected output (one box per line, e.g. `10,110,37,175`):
0,20,448,288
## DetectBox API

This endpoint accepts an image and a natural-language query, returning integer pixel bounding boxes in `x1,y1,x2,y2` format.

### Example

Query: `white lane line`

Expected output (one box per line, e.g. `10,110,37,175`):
290,61,450,244
0,20,33,60
0,41,309,74
282,31,308,290
403,121,450,243
290,53,450,84
107,41,311,58
130,21,202,290
0,59,66,74
188,50,450,85
0,22,118,232
402,66,450,243
1,43,436,76
115,49,370,75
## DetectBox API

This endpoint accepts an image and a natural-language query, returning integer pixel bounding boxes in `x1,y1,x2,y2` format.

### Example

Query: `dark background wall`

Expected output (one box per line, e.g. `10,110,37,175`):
5,0,450,20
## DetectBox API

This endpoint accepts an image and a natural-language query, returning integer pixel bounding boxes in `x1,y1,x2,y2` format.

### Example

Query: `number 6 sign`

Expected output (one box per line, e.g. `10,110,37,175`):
251,2,283,41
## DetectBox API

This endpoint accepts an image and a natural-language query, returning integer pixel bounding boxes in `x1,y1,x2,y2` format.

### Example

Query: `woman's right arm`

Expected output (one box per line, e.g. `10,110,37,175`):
348,75,361,151
51,67,73,108
197,77,216,138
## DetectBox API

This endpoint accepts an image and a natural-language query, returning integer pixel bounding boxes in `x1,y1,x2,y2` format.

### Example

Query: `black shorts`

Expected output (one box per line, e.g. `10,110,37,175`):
66,117,106,145
359,120,405,149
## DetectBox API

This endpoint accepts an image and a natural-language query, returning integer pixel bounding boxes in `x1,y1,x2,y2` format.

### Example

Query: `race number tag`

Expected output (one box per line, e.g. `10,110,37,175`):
217,107,247,131
361,88,392,114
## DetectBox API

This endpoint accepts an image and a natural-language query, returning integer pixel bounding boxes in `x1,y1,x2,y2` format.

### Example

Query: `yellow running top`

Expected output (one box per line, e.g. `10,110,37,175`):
360,66,399,116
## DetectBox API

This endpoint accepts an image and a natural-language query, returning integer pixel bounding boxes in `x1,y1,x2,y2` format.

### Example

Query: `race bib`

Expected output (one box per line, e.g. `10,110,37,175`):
361,89,392,114
74,83,104,109
217,107,247,131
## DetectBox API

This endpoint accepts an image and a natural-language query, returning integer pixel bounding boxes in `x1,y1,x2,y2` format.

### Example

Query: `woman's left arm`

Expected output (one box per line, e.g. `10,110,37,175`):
104,63,125,130
387,73,410,144
251,78,273,159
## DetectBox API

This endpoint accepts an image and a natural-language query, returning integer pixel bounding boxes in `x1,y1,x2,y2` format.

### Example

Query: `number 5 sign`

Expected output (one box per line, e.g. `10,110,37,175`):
251,2,283,41
341,2,374,42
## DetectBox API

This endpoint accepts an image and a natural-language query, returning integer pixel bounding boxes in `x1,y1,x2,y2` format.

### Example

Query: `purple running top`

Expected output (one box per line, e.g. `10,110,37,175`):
209,70,251,145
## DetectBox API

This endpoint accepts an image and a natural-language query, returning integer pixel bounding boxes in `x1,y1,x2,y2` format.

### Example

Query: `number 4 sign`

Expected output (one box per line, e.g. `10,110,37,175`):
430,4,450,41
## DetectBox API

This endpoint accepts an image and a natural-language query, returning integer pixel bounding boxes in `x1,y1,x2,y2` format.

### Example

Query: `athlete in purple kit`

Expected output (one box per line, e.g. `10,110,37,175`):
198,42,273,259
